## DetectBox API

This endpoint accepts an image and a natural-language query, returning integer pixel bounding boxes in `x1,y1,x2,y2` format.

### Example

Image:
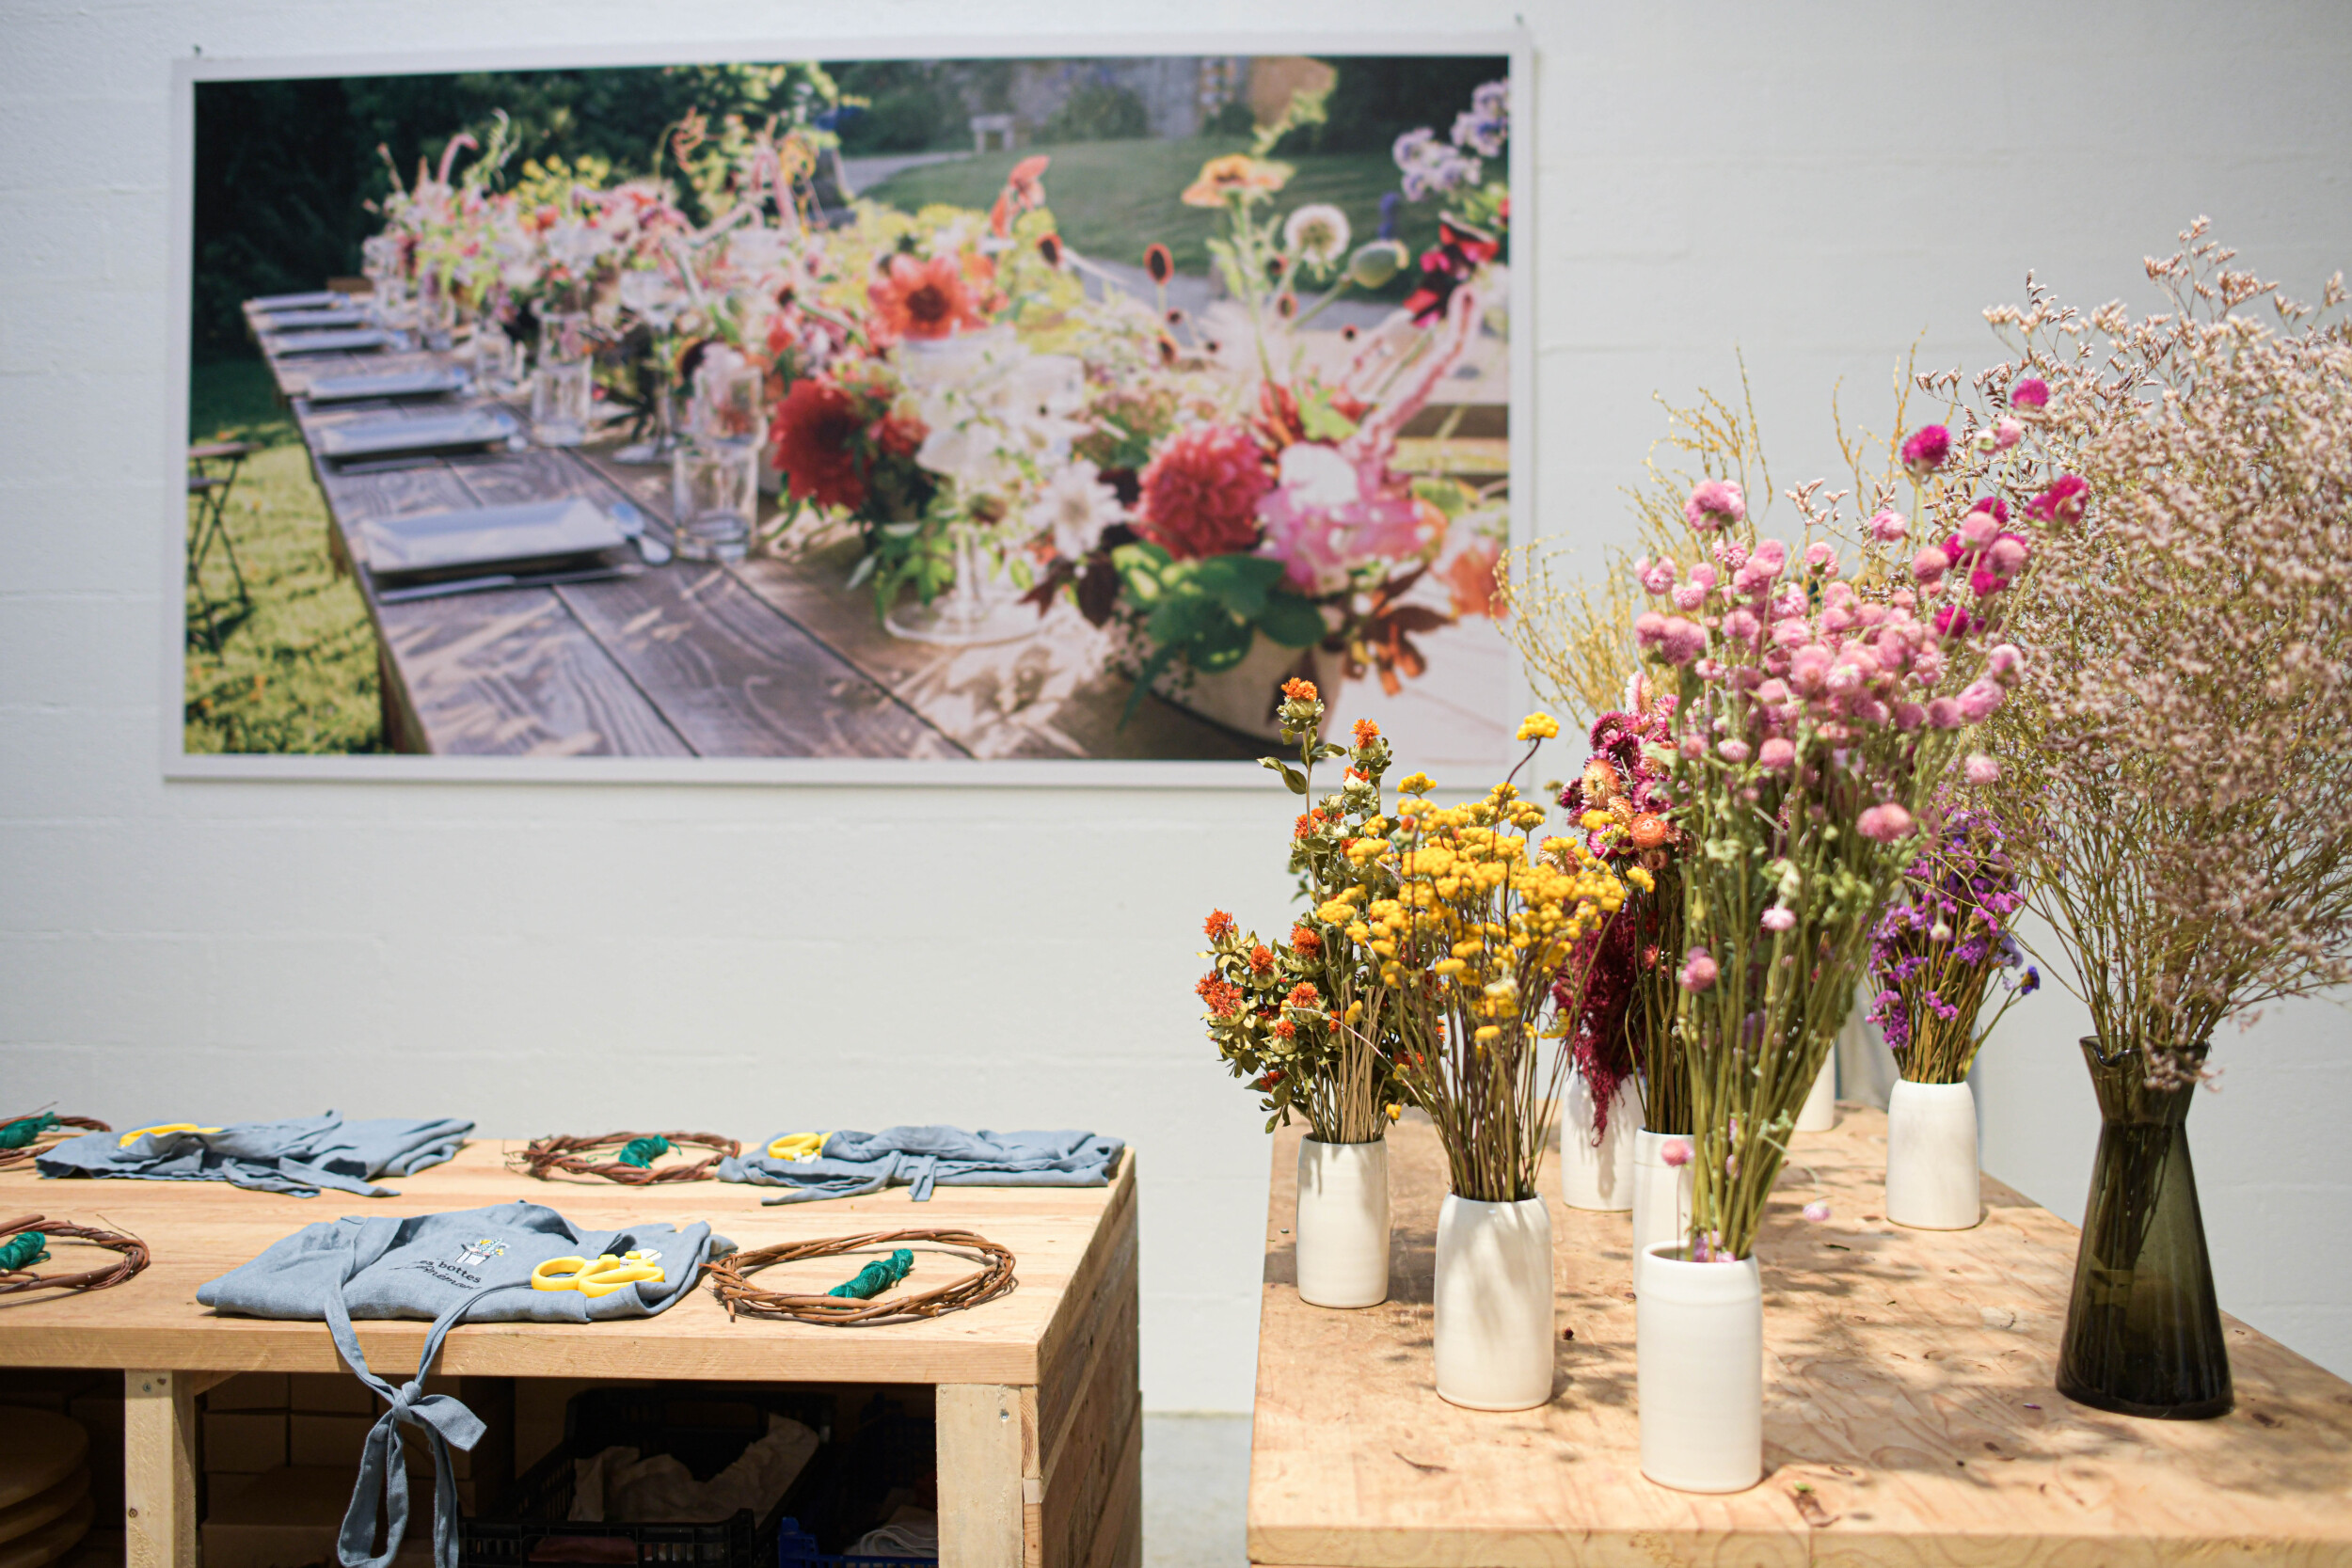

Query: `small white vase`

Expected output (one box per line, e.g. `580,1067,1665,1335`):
1883,1079,1981,1230
1637,1244,1763,1493
1629,1130,1692,1294
1559,1074,1638,1212
1295,1136,1391,1307
1433,1195,1555,1410
1794,1056,1837,1132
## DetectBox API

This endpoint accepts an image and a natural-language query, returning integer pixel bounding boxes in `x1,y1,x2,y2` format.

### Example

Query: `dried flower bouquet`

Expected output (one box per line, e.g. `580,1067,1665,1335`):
1866,806,2039,1085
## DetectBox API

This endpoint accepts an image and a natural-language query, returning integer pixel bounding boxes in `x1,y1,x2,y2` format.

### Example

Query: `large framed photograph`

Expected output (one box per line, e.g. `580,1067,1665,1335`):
166,37,1529,782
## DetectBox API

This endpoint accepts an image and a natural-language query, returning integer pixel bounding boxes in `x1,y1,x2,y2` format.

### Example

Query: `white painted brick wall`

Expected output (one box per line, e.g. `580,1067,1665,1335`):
2,0,2349,1409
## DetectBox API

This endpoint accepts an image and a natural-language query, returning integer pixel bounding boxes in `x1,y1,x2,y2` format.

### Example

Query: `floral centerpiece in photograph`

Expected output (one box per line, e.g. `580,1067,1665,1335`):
1865,804,2036,1229
1197,679,1402,1309
1963,223,2352,1419
1323,714,1626,1408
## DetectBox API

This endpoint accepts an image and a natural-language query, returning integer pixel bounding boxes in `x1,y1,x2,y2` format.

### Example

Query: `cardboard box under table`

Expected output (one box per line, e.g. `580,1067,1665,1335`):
1248,1111,2352,1568
0,1140,1139,1568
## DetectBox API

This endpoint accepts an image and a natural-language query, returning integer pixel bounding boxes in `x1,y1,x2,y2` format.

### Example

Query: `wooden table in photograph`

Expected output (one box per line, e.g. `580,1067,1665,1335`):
250,316,1262,760
1248,1112,2352,1567
0,1143,1138,1568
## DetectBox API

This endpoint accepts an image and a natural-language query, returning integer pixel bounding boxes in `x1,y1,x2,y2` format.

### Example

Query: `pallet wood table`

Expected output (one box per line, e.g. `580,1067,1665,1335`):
241,309,1263,761
0,1142,1139,1568
1249,1110,2352,1567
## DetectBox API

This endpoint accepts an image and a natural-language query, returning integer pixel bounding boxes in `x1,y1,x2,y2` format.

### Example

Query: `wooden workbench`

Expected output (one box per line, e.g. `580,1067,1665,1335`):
1248,1111,2352,1567
0,1142,1139,1568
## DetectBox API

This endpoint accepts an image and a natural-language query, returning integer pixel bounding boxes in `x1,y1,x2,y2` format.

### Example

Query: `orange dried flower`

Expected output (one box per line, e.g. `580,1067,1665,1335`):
1293,808,1326,839
1247,943,1276,975
1271,1018,1298,1040
1281,677,1318,702
1629,814,1670,850
1352,719,1380,746
1286,983,1320,1009
1195,974,1243,1016
1289,924,1322,954
1204,909,1236,941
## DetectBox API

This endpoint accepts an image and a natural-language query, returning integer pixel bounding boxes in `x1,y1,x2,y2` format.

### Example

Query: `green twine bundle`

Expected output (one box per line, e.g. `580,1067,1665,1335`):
827,1248,914,1300
0,1114,57,1150
0,1233,50,1273
616,1136,671,1169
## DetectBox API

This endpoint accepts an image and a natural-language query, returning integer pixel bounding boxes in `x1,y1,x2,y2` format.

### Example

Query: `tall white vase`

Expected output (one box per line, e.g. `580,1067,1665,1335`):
1559,1074,1638,1212
1883,1080,1981,1230
1629,1130,1692,1294
1794,1055,1837,1132
1637,1244,1763,1493
1295,1136,1391,1307
1433,1195,1555,1410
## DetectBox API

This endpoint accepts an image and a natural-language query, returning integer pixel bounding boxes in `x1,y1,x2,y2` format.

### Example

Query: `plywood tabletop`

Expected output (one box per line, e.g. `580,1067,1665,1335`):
1248,1111,2352,1568
0,1140,1133,1388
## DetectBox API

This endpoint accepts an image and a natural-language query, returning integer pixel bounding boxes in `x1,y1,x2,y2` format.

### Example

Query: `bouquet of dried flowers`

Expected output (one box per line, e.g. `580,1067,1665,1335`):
1637,451,2041,1259
1953,222,2352,1085
1866,805,2038,1085
1555,699,1693,1137
1197,680,1402,1142
1327,716,1628,1202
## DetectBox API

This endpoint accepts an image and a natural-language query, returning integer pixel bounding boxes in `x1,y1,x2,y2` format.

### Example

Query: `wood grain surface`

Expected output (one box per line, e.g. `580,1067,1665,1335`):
0,1142,1133,1390
1248,1111,2352,1567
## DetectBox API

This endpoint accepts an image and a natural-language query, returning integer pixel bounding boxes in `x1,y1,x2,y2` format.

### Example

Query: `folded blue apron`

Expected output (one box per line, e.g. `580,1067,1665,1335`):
199,1201,730,1568
38,1111,471,1196
717,1126,1124,1205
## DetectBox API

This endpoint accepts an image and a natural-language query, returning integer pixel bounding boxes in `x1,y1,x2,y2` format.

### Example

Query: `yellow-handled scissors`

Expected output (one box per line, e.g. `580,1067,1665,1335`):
119,1123,222,1147
530,1250,665,1298
767,1132,828,1164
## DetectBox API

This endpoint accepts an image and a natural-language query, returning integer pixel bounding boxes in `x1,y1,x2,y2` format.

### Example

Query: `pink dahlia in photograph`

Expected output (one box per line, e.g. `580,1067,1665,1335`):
1136,423,1273,561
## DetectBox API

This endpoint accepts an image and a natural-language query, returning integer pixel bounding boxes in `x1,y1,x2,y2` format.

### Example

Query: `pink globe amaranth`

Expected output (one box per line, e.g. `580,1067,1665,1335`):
1688,563,1719,590
1867,509,1909,543
1684,479,1745,531
1659,616,1708,665
1636,555,1677,594
1913,546,1951,584
1758,736,1796,770
1677,947,1720,993
1894,702,1926,732
1958,679,2006,721
1661,1139,1692,1168
1933,604,1976,639
1986,642,2025,684
1804,541,1837,573
1900,424,1952,475
1718,737,1752,763
1965,752,2001,784
1927,697,1964,729
1634,610,1666,647
2026,474,2088,523
1749,538,1789,575
1672,583,1708,611
2011,377,2050,410
1988,536,2028,576
1857,801,1916,843
1724,607,1762,643
1994,417,2024,450
1961,510,2002,547
1801,1200,1832,1224
1761,907,1797,933
1678,734,1706,760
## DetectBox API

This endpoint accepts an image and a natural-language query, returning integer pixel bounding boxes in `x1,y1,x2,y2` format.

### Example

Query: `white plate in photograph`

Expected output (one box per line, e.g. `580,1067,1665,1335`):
257,308,373,331
264,327,395,356
361,498,628,576
315,406,517,461
246,290,346,311
303,366,471,404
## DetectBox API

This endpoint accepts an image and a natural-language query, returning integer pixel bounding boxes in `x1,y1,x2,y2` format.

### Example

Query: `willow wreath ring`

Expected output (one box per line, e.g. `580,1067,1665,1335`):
509,1131,740,1185
704,1227,1017,1326
0,1214,151,1297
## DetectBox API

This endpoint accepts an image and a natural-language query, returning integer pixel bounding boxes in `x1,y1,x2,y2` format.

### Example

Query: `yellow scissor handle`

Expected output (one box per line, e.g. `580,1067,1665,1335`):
767,1132,828,1164
119,1123,222,1147
531,1251,665,1298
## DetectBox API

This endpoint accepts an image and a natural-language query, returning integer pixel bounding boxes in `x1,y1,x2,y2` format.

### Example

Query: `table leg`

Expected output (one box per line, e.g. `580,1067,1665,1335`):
123,1370,197,1568
938,1383,1031,1568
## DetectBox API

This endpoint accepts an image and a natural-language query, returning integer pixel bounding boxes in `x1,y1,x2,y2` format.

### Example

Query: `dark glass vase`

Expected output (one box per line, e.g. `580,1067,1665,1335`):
2055,1037,2232,1419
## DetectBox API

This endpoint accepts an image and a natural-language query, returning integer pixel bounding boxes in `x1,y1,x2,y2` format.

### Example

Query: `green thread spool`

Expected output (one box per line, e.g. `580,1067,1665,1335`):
828,1248,914,1300
617,1136,671,1169
0,1233,49,1273
0,1114,57,1150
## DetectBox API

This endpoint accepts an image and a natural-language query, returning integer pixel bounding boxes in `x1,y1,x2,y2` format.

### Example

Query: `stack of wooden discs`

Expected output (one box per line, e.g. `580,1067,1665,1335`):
0,1411,92,1567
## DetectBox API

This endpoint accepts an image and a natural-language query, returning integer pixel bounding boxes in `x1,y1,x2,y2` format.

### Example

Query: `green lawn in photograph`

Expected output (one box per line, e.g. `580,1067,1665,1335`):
183,357,386,754
856,136,1438,290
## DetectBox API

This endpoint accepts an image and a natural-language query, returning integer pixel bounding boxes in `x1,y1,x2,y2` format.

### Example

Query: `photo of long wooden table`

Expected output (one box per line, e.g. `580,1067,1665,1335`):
1248,1111,2352,1567
252,317,1261,761
0,1142,1139,1568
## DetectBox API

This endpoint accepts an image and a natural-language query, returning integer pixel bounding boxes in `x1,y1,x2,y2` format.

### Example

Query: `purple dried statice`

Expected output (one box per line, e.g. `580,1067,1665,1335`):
1867,805,2032,1083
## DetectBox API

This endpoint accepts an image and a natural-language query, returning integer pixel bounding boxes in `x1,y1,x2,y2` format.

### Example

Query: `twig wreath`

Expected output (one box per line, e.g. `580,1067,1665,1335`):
0,1113,110,1172
510,1131,740,1185
706,1228,1017,1326
0,1213,150,1297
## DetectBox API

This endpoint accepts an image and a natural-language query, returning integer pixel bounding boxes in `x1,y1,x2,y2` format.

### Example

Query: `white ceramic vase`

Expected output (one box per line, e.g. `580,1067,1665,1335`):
1559,1074,1638,1212
1637,1244,1763,1493
1629,1130,1692,1294
1794,1055,1837,1132
1295,1136,1391,1307
1433,1195,1555,1410
1883,1079,1981,1230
